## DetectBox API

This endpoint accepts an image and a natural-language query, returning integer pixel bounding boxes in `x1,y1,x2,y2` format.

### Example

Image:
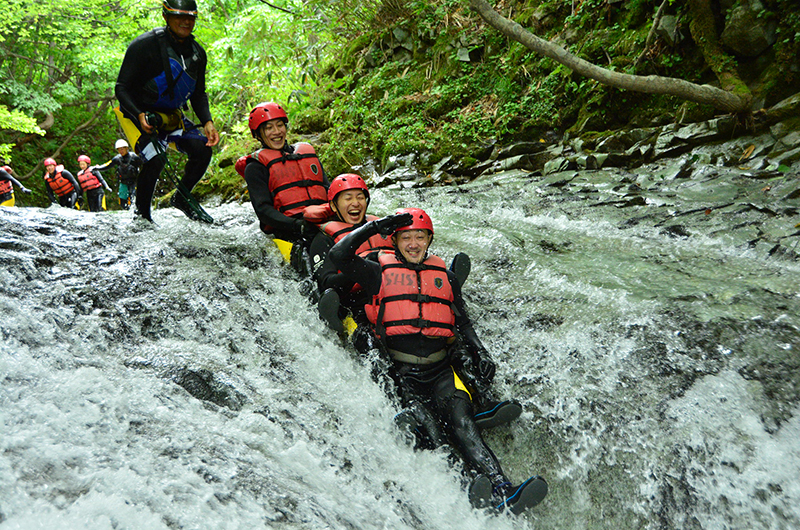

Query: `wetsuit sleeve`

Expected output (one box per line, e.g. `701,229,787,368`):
115,35,155,119
188,44,213,125
93,169,110,189
450,271,487,354
62,170,82,195
328,222,383,296
93,157,119,172
0,169,23,188
243,159,303,239
45,182,56,203
310,232,355,293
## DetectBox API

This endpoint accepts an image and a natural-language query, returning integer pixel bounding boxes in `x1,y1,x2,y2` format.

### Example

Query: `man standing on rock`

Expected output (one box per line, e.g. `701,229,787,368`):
114,0,219,223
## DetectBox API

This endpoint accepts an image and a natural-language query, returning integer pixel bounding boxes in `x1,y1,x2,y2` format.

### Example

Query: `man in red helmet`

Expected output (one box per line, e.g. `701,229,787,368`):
236,101,328,266
329,209,547,515
42,158,82,209
115,0,219,223
76,155,112,212
0,164,32,207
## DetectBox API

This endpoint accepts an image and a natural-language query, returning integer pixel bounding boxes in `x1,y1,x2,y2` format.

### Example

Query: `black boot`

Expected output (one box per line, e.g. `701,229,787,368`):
493,476,548,515
318,288,344,332
474,399,523,429
171,193,201,221
468,474,493,508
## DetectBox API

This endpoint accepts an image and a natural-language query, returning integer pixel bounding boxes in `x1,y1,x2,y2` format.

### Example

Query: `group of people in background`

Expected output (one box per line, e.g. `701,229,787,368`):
35,140,142,213
1,139,141,213
3,0,548,515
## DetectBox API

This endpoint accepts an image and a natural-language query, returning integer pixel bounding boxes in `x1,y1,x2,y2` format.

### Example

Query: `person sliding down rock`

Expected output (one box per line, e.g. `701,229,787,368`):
329,208,547,514
307,175,522,432
236,101,329,273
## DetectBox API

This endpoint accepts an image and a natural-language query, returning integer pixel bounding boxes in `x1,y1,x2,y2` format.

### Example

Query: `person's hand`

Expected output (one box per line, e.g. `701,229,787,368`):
105,185,112,192
298,219,317,242
373,213,413,236
21,186,32,195
138,113,155,134
204,121,220,147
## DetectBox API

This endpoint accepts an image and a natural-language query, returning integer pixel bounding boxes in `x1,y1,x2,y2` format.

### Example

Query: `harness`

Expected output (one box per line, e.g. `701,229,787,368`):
365,252,456,341
148,27,200,110
116,153,141,184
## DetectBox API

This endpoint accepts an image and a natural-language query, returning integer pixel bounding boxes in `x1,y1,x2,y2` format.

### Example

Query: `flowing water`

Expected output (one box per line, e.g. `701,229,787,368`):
1,160,799,530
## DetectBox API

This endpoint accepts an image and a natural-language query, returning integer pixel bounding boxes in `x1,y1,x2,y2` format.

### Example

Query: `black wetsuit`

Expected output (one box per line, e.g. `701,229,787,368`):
243,144,330,243
95,152,143,208
78,169,111,212
329,221,508,486
115,26,213,219
310,222,368,296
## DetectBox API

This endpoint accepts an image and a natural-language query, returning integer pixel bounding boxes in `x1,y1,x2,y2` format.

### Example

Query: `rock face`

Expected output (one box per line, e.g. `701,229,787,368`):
364,93,800,194
720,0,778,57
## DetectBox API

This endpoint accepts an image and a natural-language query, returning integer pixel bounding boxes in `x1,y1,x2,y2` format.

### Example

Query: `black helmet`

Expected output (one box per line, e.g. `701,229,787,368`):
162,0,198,17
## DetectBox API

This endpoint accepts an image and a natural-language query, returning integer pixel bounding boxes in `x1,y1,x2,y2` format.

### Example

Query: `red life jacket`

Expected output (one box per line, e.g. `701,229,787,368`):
0,178,11,195
365,252,456,340
239,143,327,232
320,215,394,257
44,166,75,197
77,168,102,191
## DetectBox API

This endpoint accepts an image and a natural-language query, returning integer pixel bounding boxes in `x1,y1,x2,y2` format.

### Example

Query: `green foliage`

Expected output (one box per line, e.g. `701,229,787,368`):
0,104,45,161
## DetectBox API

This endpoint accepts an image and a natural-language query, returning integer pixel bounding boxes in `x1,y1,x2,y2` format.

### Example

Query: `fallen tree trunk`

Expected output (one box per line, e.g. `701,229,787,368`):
467,0,751,113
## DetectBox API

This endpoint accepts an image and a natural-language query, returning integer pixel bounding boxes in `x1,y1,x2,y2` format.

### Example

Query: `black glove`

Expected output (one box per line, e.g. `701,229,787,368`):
297,219,317,242
373,213,413,236
474,349,496,384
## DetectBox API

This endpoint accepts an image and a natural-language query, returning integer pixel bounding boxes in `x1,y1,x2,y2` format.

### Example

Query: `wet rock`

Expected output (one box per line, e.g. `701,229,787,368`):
171,367,248,411
543,157,575,175
495,141,548,159
656,15,681,46
720,0,777,57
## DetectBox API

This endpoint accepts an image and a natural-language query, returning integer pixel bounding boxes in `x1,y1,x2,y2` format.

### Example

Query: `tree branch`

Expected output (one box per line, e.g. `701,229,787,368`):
0,48,71,81
635,0,669,67
255,0,295,15
467,0,749,113
23,100,111,180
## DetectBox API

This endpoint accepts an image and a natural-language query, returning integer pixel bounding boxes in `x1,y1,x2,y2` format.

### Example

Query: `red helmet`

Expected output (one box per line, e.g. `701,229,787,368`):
78,155,91,164
395,207,434,234
328,173,370,203
1,165,11,173
248,102,288,137
44,157,57,167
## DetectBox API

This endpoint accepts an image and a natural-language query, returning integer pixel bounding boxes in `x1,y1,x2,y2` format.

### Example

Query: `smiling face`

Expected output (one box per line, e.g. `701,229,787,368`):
164,14,196,41
117,146,128,156
332,190,368,225
393,229,432,264
258,118,287,150
45,163,56,174
79,161,89,170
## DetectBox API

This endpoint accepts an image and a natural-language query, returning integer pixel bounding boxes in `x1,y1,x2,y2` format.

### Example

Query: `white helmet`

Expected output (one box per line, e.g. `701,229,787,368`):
115,139,129,149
